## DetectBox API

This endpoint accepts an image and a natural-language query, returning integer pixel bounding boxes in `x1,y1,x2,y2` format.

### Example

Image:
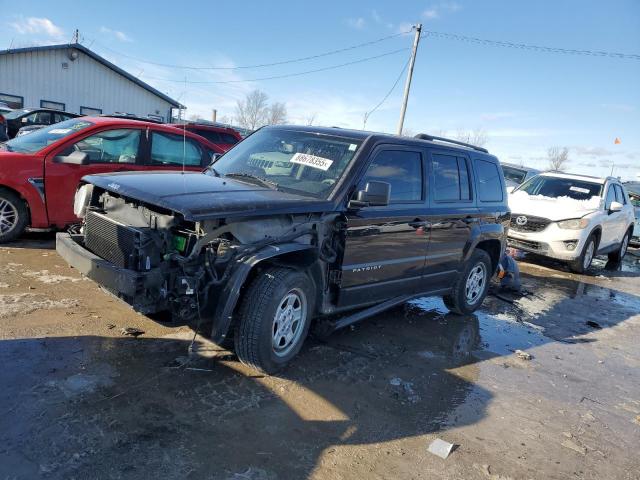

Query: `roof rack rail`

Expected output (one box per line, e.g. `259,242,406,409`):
414,133,488,153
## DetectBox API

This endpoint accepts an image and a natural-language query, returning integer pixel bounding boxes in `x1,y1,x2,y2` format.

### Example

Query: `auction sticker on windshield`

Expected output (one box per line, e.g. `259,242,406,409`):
289,153,334,171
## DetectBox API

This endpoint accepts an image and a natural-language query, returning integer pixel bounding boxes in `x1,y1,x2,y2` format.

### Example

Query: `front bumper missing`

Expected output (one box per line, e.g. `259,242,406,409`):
56,232,165,314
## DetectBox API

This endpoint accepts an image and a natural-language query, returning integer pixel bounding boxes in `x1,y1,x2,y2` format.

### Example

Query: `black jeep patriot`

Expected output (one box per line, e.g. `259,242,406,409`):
57,126,510,373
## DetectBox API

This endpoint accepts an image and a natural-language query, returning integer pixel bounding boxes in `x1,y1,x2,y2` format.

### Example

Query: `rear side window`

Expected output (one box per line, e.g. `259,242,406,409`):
361,150,423,202
475,159,504,202
150,131,203,166
432,154,471,201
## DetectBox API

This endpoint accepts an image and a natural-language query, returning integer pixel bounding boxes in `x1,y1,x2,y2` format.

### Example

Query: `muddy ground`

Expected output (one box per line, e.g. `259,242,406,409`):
1,233,639,480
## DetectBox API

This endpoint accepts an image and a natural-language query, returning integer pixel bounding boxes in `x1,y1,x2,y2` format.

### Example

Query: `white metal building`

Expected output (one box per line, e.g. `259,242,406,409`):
0,44,182,121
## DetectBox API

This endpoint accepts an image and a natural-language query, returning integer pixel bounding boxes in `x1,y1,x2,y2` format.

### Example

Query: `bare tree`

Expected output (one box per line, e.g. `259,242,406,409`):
455,128,488,147
267,102,288,125
235,90,269,130
218,115,233,125
305,112,317,126
187,114,200,121
547,146,570,171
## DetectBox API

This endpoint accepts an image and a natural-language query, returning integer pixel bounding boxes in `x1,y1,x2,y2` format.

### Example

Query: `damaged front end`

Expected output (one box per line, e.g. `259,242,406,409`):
57,184,343,342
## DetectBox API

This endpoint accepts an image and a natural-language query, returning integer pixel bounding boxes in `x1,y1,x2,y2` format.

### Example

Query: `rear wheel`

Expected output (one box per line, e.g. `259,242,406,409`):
608,229,631,263
569,234,597,274
234,267,314,374
443,249,492,315
0,189,28,243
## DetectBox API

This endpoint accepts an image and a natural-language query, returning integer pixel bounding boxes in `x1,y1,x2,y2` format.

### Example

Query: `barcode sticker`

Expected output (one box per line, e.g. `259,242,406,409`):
289,153,334,171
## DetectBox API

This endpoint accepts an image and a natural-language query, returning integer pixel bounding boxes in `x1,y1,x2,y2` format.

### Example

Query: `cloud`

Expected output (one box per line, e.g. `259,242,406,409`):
600,103,636,113
421,2,462,21
397,22,415,35
10,17,64,40
100,26,132,42
422,8,440,19
347,17,366,29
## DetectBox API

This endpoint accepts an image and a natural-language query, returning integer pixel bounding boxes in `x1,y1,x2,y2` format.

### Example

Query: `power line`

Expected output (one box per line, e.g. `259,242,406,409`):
142,47,410,84
363,56,411,129
421,30,640,60
90,30,411,71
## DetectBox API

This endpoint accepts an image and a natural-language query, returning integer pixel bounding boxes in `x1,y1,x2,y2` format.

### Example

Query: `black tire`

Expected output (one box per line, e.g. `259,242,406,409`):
234,267,314,374
443,249,492,315
569,234,597,274
0,189,29,243
608,229,631,263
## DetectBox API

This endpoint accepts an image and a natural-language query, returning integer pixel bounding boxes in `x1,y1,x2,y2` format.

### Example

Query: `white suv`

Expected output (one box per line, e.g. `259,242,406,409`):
508,172,635,273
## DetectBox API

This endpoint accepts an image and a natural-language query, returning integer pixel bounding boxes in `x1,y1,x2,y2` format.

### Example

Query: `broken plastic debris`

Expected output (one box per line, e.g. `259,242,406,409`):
586,320,602,329
121,327,145,337
428,438,455,459
515,349,532,361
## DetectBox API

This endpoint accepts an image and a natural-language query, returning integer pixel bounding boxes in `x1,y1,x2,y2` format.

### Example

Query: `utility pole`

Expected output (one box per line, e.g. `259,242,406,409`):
397,23,422,136
72,29,79,44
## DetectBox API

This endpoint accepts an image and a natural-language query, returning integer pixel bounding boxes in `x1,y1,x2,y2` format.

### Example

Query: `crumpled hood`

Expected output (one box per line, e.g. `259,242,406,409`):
508,190,602,221
83,171,333,221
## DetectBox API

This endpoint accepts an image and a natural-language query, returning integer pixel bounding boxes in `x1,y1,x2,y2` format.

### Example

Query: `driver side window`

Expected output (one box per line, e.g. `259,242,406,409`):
63,129,141,164
605,185,616,210
360,150,423,203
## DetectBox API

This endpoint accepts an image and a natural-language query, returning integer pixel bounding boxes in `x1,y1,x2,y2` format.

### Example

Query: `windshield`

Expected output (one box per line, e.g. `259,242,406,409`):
2,118,94,153
208,128,362,198
501,165,527,184
517,175,602,200
4,109,30,120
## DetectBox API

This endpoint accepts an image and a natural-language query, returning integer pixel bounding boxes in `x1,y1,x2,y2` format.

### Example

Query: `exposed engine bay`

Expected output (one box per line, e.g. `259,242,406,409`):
77,185,344,326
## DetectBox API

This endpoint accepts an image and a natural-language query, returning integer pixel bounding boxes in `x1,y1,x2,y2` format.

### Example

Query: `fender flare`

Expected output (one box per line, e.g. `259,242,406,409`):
210,242,315,343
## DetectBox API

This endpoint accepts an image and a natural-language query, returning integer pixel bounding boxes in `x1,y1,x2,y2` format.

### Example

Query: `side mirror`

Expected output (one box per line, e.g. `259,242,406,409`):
53,150,89,165
609,201,623,213
21,117,28,124
506,186,515,193
211,152,222,162
348,181,391,209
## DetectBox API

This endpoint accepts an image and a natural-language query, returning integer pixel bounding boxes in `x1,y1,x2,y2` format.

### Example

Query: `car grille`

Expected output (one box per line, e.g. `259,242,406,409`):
508,237,548,253
85,211,141,269
510,214,551,233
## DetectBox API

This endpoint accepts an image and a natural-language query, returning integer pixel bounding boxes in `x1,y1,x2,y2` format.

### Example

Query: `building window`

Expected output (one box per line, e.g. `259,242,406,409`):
0,93,24,109
147,114,164,122
80,106,102,116
40,100,65,111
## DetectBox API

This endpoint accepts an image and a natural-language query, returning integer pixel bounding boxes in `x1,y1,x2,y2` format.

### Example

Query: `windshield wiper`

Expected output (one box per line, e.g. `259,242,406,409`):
207,166,221,177
224,172,279,190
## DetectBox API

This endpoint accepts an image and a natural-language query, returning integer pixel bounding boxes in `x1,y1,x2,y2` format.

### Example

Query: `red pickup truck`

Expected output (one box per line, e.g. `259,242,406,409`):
0,116,224,242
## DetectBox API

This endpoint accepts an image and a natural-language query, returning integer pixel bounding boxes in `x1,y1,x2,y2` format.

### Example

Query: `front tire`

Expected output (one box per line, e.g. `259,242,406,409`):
569,234,597,274
443,249,492,315
608,229,631,263
0,189,28,243
234,267,314,374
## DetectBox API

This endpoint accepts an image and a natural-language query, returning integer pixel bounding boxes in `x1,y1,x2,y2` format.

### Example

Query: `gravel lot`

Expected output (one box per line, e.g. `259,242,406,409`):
1,233,639,479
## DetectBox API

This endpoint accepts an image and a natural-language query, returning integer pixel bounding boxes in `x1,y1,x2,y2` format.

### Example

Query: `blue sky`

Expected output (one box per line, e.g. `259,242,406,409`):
2,0,639,180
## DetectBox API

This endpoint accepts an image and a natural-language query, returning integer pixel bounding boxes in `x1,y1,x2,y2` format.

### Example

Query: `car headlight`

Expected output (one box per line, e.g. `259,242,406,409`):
73,184,93,218
557,218,589,230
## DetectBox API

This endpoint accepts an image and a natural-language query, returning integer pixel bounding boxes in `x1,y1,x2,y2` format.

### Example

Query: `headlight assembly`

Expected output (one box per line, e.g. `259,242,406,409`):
73,184,93,219
557,218,589,230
